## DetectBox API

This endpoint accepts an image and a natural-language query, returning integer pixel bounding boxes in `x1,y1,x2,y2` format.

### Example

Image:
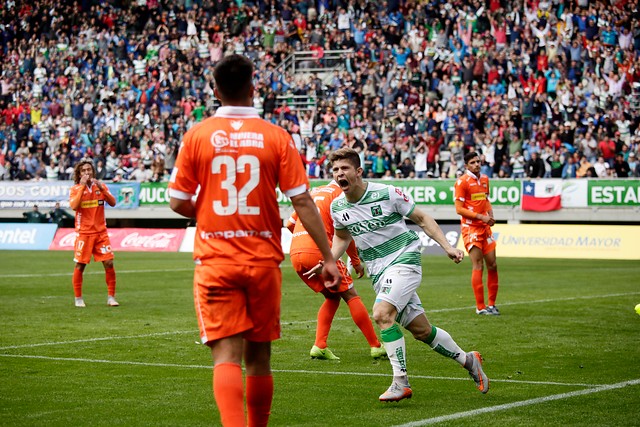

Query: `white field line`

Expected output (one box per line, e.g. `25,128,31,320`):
2,291,638,351
0,265,296,278
426,291,640,313
391,379,640,427
0,353,603,388
0,268,195,278
0,330,196,350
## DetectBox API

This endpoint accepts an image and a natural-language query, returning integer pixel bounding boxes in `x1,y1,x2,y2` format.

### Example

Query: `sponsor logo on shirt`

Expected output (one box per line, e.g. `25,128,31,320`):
80,200,100,208
200,229,273,240
210,130,265,150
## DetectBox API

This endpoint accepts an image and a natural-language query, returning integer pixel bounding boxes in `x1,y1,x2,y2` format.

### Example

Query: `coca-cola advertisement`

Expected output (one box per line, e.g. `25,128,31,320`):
50,228,186,252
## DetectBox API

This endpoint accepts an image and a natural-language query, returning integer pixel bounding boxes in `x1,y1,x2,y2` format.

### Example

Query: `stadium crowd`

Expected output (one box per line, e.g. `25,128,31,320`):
0,0,640,183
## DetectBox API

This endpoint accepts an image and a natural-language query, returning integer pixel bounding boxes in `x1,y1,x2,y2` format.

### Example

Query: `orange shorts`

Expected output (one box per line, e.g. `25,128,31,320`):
461,225,496,255
193,263,282,345
290,252,353,293
73,232,114,264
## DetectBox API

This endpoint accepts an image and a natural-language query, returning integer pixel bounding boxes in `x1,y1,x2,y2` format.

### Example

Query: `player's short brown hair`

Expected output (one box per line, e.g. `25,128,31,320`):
328,147,361,169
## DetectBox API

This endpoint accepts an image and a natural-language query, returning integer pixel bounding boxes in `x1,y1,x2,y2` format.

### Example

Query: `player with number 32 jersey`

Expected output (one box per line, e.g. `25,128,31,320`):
169,107,308,267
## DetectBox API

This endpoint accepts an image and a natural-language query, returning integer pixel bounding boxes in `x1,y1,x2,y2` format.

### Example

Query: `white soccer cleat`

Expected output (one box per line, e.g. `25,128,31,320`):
379,382,413,402
75,298,86,308
107,296,120,307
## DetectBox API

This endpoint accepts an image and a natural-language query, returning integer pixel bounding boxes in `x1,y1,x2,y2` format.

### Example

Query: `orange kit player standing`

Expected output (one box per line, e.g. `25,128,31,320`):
168,55,341,427
454,152,499,316
286,181,386,361
69,159,119,308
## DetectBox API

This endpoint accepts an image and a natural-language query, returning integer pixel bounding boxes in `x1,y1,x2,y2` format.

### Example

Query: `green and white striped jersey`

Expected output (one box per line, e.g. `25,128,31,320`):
331,182,422,286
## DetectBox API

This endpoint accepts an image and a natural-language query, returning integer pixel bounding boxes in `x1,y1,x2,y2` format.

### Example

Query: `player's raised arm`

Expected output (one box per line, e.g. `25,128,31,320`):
409,207,464,263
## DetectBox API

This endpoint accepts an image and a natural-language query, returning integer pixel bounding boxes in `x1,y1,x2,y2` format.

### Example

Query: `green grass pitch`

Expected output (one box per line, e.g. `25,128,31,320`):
1,251,639,426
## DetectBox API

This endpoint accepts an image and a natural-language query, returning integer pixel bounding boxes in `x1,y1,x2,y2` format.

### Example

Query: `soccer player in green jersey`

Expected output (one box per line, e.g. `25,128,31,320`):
307,147,490,402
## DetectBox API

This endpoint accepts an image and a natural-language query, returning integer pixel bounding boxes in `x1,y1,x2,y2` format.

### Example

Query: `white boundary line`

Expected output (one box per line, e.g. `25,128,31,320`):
1,291,638,351
0,353,603,388
427,291,640,313
391,379,640,427
0,330,196,350
0,265,295,278
0,268,195,278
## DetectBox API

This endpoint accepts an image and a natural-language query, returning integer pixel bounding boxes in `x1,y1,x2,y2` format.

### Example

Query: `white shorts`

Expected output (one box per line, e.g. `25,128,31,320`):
374,265,425,328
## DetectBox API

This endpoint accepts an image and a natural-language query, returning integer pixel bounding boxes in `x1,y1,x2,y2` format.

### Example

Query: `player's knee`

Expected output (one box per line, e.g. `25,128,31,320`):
372,304,395,329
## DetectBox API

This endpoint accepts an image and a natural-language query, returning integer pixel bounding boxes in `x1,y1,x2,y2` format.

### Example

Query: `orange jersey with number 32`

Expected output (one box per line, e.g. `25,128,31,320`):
169,107,309,267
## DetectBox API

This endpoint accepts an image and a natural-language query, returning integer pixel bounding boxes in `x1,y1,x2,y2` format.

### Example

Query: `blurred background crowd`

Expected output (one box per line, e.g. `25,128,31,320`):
1,0,639,183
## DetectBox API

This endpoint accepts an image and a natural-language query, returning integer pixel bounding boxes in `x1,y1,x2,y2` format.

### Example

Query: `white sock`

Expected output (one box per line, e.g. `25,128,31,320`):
381,324,408,378
425,326,467,366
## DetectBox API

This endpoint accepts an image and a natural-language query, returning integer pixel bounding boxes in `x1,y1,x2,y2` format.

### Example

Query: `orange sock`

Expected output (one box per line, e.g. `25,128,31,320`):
346,296,380,347
315,298,340,348
246,375,273,427
471,269,485,309
487,269,499,306
213,363,245,427
73,269,83,298
105,267,116,297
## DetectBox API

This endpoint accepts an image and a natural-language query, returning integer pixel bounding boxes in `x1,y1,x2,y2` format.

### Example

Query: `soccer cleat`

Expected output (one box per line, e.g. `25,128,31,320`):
75,298,86,308
487,305,500,315
310,345,340,360
107,296,120,307
379,382,413,402
370,345,388,359
475,308,489,315
467,351,489,394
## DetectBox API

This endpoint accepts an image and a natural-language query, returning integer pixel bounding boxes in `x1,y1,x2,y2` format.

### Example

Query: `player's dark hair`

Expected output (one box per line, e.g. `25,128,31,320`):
213,55,254,102
328,147,361,169
73,159,96,184
464,152,480,165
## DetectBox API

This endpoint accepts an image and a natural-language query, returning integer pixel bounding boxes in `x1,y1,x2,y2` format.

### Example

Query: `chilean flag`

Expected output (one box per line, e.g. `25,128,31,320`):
521,180,562,212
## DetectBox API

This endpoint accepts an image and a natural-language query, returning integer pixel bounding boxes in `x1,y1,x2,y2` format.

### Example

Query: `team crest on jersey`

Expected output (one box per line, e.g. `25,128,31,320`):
370,205,382,216
381,286,391,294
230,120,243,130
211,130,230,148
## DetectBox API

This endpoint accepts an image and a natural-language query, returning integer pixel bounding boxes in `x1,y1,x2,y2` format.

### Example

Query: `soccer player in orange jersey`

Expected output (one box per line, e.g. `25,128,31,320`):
286,181,386,361
454,152,500,315
168,55,341,427
68,159,118,308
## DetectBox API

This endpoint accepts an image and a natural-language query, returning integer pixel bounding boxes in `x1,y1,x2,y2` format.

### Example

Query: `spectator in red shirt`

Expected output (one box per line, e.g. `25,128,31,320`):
598,135,617,168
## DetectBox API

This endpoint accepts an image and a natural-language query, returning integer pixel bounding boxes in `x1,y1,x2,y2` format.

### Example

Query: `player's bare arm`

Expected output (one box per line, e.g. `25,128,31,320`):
169,197,196,219
304,227,352,283
291,192,342,289
409,207,464,263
